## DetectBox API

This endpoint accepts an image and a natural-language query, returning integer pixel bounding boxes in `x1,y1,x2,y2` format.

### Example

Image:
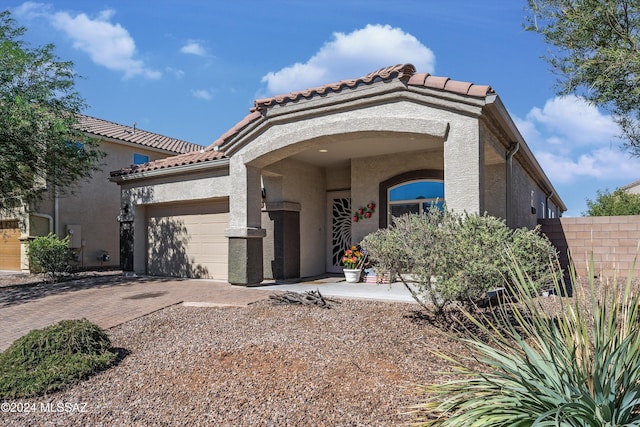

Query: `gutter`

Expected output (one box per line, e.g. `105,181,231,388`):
506,141,520,227
109,157,230,183
545,190,554,219
484,94,567,213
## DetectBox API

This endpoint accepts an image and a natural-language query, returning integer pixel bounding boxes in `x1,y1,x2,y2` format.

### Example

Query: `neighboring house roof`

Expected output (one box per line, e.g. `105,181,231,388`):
621,179,640,193
78,114,202,154
110,63,495,178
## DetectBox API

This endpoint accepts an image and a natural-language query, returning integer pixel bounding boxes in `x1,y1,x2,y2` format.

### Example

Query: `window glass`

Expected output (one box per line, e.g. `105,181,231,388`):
391,203,419,217
133,153,149,165
389,181,444,202
388,180,444,221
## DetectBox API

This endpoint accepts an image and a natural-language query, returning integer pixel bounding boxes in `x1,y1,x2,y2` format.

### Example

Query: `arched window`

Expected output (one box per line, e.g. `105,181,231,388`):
378,170,444,228
388,180,444,219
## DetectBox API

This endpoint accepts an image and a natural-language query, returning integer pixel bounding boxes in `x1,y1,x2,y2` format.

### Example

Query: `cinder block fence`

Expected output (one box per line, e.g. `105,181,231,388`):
538,216,640,279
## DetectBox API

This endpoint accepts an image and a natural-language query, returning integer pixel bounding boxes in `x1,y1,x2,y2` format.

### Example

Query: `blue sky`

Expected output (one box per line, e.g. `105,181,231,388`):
5,0,640,216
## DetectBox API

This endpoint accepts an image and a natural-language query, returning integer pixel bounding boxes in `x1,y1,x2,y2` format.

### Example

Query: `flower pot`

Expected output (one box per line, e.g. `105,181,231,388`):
343,268,362,283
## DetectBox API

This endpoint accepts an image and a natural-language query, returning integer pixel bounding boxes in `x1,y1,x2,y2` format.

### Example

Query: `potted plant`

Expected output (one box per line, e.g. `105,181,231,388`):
341,245,366,283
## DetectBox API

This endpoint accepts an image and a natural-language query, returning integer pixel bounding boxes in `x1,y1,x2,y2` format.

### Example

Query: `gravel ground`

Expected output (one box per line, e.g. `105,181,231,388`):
3,272,636,426
1,296,467,426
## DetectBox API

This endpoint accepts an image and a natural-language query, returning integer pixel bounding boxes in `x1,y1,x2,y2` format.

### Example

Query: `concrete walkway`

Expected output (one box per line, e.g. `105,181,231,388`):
0,273,415,351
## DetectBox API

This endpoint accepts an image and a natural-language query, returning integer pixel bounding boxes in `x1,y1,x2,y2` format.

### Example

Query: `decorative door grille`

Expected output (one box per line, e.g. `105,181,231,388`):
330,197,351,268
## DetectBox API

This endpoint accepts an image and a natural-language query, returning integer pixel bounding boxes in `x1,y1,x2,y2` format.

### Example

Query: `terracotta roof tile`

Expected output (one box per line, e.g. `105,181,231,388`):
254,64,417,109
211,110,263,150
112,63,494,178
110,148,225,177
77,114,202,154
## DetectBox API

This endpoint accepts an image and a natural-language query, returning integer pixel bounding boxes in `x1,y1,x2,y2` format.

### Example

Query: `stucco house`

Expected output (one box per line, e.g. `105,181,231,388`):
110,64,566,286
622,179,640,195
0,115,202,271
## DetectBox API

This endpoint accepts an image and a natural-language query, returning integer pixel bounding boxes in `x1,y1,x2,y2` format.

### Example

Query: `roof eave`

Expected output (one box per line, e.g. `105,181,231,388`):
485,94,567,212
109,157,230,183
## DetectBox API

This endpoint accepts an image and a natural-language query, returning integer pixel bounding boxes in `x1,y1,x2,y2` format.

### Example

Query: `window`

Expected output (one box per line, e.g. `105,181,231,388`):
388,180,444,220
133,153,149,165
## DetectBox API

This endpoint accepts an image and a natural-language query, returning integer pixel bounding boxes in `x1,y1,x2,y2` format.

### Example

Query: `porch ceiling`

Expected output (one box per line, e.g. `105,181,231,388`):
289,131,443,167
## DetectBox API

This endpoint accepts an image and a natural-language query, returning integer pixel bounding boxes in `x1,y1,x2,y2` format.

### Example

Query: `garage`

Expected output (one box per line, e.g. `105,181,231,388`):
0,220,22,271
146,199,229,280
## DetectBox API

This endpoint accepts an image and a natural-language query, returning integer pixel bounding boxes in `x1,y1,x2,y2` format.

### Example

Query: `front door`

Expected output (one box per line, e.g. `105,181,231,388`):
326,191,351,273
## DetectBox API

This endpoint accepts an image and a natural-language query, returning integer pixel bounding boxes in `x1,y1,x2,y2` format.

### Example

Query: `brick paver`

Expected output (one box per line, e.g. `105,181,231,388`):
0,277,272,351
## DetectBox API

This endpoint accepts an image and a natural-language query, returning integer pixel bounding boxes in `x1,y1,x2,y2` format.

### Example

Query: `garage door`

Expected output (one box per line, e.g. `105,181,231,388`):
0,220,21,271
146,200,229,280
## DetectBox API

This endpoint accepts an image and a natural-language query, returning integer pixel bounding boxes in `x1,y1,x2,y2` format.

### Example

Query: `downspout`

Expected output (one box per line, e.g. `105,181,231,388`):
545,190,554,219
54,190,59,237
506,141,520,228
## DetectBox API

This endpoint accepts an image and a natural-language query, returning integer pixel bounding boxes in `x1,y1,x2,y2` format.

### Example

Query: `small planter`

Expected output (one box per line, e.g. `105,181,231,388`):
343,268,362,283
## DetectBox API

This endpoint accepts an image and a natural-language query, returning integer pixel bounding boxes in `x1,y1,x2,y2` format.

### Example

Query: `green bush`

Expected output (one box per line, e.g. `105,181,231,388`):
27,233,72,282
360,209,557,312
0,319,117,399
414,258,640,426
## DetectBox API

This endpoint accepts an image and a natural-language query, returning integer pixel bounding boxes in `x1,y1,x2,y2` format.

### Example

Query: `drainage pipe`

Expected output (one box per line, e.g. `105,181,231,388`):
506,141,520,227
545,190,554,219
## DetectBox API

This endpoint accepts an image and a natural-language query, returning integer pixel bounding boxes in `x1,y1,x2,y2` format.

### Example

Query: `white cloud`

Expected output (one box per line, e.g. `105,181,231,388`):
261,24,435,95
191,89,212,100
515,95,640,185
12,1,51,19
49,9,160,79
535,148,640,184
166,67,185,79
524,96,618,147
180,41,206,56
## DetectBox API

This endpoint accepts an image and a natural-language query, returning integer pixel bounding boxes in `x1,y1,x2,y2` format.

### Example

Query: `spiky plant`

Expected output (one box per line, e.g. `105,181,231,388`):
414,255,640,426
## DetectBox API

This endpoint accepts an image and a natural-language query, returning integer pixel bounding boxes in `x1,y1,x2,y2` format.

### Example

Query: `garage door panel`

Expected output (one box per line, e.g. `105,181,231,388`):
146,201,229,280
0,221,21,271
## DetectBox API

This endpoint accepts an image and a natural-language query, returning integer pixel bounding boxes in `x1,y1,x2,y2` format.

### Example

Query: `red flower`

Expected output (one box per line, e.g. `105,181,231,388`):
352,216,359,222
364,211,372,218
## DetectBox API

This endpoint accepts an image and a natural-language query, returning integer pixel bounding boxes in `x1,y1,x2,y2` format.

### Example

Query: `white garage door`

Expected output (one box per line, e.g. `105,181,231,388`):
146,200,229,280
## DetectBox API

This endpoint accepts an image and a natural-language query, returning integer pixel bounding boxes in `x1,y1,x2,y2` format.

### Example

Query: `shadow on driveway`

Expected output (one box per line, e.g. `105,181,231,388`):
0,274,186,308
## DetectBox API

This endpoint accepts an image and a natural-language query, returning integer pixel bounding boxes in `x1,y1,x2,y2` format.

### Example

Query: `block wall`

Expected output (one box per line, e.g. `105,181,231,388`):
539,216,640,279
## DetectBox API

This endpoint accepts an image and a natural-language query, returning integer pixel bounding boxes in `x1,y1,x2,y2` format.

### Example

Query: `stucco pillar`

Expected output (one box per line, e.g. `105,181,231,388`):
227,158,266,285
444,121,484,214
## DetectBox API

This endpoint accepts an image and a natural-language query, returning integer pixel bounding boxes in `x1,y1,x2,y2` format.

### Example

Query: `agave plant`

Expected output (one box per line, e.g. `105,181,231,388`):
414,254,640,426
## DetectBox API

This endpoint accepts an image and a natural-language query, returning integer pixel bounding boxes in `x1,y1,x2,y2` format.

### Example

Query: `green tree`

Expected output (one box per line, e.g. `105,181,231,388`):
0,10,103,213
584,187,640,215
524,0,640,156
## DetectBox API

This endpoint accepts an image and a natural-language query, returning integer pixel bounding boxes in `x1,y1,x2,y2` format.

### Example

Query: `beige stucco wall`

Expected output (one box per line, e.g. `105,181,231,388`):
119,168,230,275
625,181,640,195
325,165,350,191
53,141,176,269
262,158,326,277
484,163,506,218
350,149,444,243
510,158,559,229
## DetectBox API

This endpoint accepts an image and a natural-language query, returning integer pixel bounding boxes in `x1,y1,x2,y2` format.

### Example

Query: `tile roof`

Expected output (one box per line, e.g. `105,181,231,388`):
111,63,494,178
78,114,202,154
110,148,226,177
252,63,493,110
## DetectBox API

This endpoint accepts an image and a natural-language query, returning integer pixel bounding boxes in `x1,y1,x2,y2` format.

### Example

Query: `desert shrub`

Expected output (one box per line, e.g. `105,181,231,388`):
360,209,556,312
27,233,72,282
0,319,117,399
413,258,640,426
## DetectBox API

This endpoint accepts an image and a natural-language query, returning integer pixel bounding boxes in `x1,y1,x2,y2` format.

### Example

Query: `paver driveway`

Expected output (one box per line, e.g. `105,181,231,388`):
0,274,271,351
